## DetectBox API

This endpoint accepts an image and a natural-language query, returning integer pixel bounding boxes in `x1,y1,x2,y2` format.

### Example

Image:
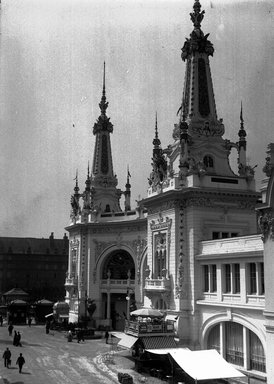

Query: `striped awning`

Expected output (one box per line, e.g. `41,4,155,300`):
141,336,177,350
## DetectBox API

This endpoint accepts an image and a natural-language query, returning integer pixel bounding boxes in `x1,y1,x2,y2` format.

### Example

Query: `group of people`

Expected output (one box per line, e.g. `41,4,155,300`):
2,322,26,373
2,348,25,373
8,324,22,346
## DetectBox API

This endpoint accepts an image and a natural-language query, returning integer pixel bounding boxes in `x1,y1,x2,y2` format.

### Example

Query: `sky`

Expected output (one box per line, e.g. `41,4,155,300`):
0,0,273,238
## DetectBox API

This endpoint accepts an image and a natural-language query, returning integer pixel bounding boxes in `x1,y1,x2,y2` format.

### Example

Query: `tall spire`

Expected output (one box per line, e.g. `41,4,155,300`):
178,0,224,138
238,101,246,149
153,112,161,149
91,63,122,214
148,114,167,188
99,61,108,116
124,165,131,211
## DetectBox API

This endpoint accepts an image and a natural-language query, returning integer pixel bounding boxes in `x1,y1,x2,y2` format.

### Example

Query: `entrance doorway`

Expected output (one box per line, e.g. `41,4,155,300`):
111,293,127,331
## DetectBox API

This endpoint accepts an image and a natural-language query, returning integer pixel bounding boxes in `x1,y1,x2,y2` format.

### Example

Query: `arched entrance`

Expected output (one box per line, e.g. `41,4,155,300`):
101,249,135,331
102,250,135,279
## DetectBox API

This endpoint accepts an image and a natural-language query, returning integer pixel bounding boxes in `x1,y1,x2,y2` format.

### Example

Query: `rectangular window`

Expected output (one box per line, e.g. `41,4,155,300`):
211,265,217,292
249,263,257,294
212,232,219,240
204,265,209,292
234,264,240,294
225,264,231,293
222,232,229,239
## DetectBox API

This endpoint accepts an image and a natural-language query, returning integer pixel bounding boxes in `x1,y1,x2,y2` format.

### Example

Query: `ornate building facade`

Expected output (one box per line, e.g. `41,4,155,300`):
65,1,273,382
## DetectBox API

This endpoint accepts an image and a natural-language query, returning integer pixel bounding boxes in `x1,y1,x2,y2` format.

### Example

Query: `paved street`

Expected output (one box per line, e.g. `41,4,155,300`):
0,324,121,384
0,324,163,384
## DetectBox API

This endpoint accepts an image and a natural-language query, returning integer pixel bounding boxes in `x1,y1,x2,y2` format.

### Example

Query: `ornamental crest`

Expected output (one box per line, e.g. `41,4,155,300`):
258,211,274,242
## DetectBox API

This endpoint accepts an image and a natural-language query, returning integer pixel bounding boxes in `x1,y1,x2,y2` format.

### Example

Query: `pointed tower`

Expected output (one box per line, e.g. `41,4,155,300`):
238,102,248,175
70,170,81,221
91,63,122,213
148,113,167,191
82,163,92,213
142,0,260,346
124,166,131,211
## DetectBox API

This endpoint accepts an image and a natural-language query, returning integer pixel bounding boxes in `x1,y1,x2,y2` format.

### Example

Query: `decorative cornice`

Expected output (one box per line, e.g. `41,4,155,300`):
150,214,172,231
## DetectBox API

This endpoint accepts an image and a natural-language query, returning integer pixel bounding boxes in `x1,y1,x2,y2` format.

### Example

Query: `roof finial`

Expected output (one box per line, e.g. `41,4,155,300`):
127,165,131,184
87,161,90,178
240,101,244,127
99,61,108,115
190,0,205,29
74,169,79,194
153,112,161,147
155,112,158,138
238,101,246,146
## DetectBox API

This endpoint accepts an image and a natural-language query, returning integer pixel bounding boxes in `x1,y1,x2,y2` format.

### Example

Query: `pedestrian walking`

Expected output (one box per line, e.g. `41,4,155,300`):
105,330,109,344
17,331,22,347
13,330,18,346
28,317,32,327
16,353,25,373
46,321,50,334
8,323,13,336
0,315,3,326
67,330,73,342
2,347,11,368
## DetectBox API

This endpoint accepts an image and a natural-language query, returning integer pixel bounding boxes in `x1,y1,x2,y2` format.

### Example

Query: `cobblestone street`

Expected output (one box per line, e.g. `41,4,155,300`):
0,324,163,384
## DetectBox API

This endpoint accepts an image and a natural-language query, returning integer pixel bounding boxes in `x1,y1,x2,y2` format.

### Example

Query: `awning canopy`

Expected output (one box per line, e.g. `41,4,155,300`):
169,349,245,381
147,348,187,355
117,334,138,349
45,313,54,318
141,336,177,350
165,314,178,322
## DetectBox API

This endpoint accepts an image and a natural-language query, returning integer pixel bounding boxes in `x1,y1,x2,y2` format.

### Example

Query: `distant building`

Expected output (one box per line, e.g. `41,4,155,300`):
0,232,68,302
65,1,274,383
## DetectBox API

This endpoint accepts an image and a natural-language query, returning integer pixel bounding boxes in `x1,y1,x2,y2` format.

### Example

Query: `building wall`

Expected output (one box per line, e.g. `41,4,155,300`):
0,233,68,302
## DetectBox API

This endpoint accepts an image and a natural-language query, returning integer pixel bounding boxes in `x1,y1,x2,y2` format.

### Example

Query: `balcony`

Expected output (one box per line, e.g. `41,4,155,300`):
124,319,174,337
144,278,171,292
100,279,135,289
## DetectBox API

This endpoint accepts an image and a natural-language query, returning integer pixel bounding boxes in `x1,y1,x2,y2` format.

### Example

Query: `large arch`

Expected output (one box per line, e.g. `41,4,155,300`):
101,249,135,280
200,312,266,351
95,244,137,282
200,312,266,374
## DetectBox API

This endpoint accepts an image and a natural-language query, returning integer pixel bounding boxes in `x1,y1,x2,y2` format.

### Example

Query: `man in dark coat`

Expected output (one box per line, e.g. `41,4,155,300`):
13,330,18,346
16,353,25,373
8,323,13,336
3,347,11,368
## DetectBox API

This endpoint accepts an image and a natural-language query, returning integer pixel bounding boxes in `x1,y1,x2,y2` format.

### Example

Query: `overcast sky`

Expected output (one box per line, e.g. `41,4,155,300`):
0,0,273,238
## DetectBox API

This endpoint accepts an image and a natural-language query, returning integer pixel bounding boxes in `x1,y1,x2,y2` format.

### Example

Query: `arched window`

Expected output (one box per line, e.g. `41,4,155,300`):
206,322,266,373
250,331,265,372
207,324,220,353
102,250,135,280
203,155,214,169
